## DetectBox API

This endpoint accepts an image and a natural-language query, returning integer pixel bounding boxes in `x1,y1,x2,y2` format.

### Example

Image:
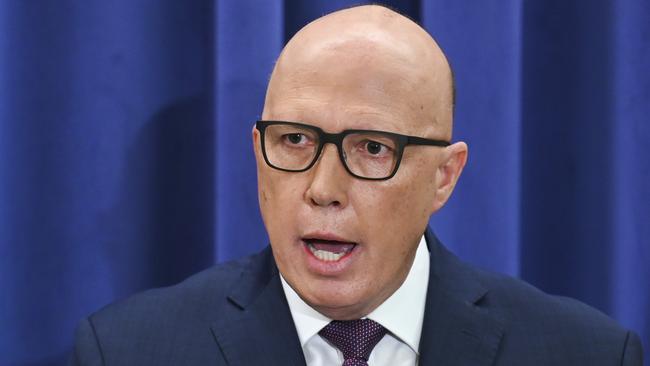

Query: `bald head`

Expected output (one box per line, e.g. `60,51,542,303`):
263,5,454,139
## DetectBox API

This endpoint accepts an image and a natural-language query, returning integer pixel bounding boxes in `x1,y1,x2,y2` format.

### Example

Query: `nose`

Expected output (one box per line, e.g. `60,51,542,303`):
304,143,350,208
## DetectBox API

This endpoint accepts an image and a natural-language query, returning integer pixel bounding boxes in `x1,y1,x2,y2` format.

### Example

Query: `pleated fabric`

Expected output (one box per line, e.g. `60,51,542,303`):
1,1,648,364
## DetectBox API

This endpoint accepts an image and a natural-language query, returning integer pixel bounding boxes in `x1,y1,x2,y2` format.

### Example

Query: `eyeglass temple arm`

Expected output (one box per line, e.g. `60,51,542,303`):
406,136,451,147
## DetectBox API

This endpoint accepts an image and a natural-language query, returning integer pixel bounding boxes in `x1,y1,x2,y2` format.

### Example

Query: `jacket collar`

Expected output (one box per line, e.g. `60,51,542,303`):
212,228,503,365
210,249,307,365
419,228,504,365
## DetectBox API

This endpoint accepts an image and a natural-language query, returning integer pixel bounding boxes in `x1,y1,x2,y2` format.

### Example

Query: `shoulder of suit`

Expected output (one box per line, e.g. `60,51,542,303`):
72,251,271,364
453,258,633,345
88,247,269,328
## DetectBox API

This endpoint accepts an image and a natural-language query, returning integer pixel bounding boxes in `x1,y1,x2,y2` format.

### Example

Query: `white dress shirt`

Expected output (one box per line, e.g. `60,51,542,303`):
280,236,430,366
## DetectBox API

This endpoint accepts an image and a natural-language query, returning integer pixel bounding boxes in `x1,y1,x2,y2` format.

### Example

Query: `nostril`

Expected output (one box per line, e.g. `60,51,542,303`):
310,197,341,207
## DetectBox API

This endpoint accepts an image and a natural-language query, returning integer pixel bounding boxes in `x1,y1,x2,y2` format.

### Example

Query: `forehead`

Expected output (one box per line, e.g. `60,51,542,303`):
265,39,436,135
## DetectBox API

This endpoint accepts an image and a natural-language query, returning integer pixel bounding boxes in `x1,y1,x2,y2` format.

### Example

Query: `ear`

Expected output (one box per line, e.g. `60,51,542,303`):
252,124,263,168
431,141,468,212
252,124,259,145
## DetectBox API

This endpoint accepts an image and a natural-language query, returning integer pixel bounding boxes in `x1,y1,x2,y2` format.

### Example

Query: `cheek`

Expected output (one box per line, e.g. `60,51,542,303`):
260,170,295,201
258,171,305,227
354,166,434,238
400,157,438,216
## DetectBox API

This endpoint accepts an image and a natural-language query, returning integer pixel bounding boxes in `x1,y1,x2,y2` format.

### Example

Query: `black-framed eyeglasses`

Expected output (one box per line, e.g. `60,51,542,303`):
256,120,450,181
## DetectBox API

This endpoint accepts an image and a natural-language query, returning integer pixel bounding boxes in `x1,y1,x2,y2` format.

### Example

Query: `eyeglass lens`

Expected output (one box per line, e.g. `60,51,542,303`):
263,123,399,179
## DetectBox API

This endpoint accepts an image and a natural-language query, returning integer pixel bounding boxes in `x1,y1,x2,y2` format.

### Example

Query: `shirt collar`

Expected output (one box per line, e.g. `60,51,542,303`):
280,235,430,355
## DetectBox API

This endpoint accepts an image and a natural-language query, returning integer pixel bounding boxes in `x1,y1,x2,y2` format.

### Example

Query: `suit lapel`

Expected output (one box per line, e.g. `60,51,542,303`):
211,248,306,366
210,231,503,366
419,230,504,366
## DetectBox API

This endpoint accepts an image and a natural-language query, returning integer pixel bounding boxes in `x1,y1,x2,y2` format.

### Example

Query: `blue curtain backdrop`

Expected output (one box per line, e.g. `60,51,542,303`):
1,0,648,364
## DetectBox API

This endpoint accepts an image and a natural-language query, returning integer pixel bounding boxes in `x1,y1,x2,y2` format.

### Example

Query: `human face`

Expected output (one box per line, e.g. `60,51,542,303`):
254,37,457,320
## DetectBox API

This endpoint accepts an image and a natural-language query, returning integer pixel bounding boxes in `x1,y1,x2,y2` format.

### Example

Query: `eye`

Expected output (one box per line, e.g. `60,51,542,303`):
363,140,391,155
366,141,383,154
283,133,307,145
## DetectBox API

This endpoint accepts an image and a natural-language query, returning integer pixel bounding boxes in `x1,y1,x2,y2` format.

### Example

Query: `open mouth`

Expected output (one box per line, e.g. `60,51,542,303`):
303,238,357,262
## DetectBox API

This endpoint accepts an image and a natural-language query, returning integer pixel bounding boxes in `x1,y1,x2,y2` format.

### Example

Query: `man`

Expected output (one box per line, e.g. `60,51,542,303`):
70,5,643,365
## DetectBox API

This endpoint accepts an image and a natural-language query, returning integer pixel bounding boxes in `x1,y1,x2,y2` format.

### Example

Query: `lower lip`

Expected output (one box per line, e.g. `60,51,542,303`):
301,240,359,275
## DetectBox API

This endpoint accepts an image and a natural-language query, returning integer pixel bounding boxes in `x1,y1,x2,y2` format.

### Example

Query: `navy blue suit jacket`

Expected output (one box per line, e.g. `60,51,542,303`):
70,230,643,365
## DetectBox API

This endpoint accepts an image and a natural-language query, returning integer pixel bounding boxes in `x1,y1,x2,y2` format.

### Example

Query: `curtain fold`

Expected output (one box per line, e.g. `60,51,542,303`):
611,0,650,344
1,1,647,364
214,0,283,262
424,0,523,276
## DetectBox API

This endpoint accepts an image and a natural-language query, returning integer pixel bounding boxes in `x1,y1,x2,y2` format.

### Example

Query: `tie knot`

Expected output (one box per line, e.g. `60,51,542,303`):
319,319,387,365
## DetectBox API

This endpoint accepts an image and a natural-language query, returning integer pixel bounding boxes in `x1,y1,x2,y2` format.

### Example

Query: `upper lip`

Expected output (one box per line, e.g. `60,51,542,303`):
301,232,356,244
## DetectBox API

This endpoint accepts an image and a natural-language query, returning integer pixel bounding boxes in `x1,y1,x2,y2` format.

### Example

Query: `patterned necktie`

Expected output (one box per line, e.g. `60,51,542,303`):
318,319,388,366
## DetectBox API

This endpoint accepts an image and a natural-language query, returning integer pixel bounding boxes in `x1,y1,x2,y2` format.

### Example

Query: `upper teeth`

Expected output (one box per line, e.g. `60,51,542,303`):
309,245,346,262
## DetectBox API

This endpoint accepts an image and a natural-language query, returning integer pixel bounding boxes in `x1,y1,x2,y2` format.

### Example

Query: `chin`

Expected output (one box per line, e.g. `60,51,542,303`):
312,302,369,320
303,285,371,319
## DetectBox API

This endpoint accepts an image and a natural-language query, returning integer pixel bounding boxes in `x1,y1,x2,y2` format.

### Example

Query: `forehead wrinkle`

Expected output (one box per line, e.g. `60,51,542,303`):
276,41,421,104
